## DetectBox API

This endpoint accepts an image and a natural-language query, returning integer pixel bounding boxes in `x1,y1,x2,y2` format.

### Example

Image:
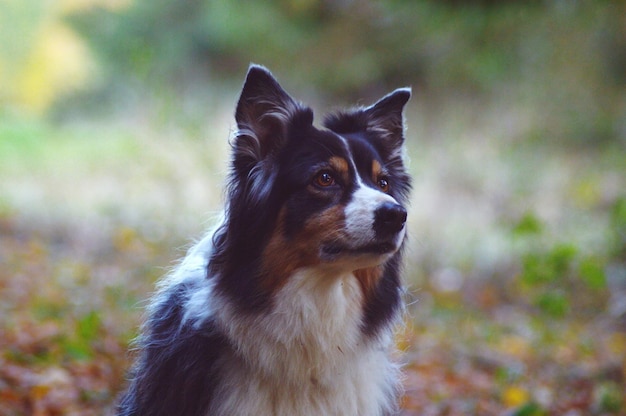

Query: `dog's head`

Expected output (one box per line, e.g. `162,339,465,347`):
212,65,411,310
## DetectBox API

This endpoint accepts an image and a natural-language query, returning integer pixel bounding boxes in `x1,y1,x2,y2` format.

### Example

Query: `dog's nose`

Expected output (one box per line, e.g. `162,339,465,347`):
374,202,407,237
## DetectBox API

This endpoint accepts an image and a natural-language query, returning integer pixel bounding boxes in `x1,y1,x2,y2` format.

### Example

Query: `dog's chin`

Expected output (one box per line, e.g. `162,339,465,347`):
320,241,400,264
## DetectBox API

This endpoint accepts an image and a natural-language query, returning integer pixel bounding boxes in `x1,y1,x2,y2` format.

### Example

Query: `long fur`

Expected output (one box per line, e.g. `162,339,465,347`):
117,65,411,416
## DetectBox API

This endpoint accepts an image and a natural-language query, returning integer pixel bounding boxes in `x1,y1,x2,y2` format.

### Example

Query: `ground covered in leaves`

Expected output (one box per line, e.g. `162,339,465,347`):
1,109,624,415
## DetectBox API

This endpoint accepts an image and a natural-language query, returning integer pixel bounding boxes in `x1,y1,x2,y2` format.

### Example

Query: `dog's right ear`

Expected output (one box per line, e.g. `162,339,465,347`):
233,65,300,172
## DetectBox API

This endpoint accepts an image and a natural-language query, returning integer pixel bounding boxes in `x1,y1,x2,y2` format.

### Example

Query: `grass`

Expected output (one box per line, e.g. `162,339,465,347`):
0,90,624,414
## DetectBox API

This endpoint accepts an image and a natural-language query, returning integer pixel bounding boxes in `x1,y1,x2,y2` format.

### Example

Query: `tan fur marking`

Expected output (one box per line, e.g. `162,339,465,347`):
354,266,384,300
371,160,383,181
260,205,347,295
329,156,350,182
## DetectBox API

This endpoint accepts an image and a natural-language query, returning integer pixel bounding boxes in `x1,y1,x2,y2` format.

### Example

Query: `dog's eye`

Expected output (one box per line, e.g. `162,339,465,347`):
378,177,390,192
314,171,336,187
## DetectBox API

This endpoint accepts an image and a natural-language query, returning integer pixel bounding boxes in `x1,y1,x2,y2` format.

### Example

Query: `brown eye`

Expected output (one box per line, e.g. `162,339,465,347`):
314,171,335,187
378,177,390,192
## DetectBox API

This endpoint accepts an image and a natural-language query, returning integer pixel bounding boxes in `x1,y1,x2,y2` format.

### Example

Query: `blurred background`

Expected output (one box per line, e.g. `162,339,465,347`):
1,0,625,414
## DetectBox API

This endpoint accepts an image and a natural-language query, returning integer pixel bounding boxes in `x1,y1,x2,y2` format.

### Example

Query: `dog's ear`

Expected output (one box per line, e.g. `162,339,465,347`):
234,65,301,167
324,88,411,154
229,65,307,212
363,88,411,147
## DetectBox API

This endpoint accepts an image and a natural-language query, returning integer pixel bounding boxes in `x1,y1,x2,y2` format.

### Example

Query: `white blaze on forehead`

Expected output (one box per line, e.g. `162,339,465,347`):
333,132,401,247
344,179,399,247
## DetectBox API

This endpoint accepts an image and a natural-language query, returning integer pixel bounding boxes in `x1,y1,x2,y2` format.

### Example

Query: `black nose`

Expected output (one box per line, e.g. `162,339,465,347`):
374,202,407,238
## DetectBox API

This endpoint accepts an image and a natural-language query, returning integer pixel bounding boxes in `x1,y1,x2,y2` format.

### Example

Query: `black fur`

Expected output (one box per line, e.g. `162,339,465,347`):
117,282,228,415
361,253,404,337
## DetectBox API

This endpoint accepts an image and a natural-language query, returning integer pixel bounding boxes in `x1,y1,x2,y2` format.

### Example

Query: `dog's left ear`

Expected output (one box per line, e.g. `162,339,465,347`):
363,88,411,147
324,87,411,155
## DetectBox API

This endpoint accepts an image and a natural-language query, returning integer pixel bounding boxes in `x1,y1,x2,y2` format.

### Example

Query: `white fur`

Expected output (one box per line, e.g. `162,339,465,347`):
213,267,400,416
344,183,404,249
158,232,401,416
338,132,406,254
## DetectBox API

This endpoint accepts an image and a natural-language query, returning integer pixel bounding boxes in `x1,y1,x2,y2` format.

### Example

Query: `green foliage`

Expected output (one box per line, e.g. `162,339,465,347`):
533,291,569,318
76,311,102,345
512,211,543,237
63,311,103,360
610,197,626,259
520,243,577,286
513,211,611,318
595,382,624,413
578,257,607,291
65,0,626,146
513,402,547,416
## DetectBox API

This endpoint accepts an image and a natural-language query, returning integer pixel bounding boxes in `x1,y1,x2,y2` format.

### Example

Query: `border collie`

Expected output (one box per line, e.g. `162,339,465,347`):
117,65,411,416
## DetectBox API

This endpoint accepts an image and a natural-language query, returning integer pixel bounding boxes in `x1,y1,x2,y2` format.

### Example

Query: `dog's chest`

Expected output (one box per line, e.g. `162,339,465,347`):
209,269,400,415
209,345,398,416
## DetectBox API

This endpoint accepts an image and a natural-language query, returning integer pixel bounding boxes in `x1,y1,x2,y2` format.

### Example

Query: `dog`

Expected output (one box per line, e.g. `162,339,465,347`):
117,65,411,416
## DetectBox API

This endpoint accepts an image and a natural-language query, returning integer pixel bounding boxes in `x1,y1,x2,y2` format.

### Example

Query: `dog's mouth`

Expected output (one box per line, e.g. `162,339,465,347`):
320,241,398,260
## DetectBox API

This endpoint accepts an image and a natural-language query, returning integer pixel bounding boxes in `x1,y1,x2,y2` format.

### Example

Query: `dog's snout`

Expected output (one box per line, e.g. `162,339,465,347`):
374,202,407,237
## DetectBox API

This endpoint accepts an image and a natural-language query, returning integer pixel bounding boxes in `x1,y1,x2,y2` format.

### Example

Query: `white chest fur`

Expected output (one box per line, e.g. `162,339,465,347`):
208,269,401,416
